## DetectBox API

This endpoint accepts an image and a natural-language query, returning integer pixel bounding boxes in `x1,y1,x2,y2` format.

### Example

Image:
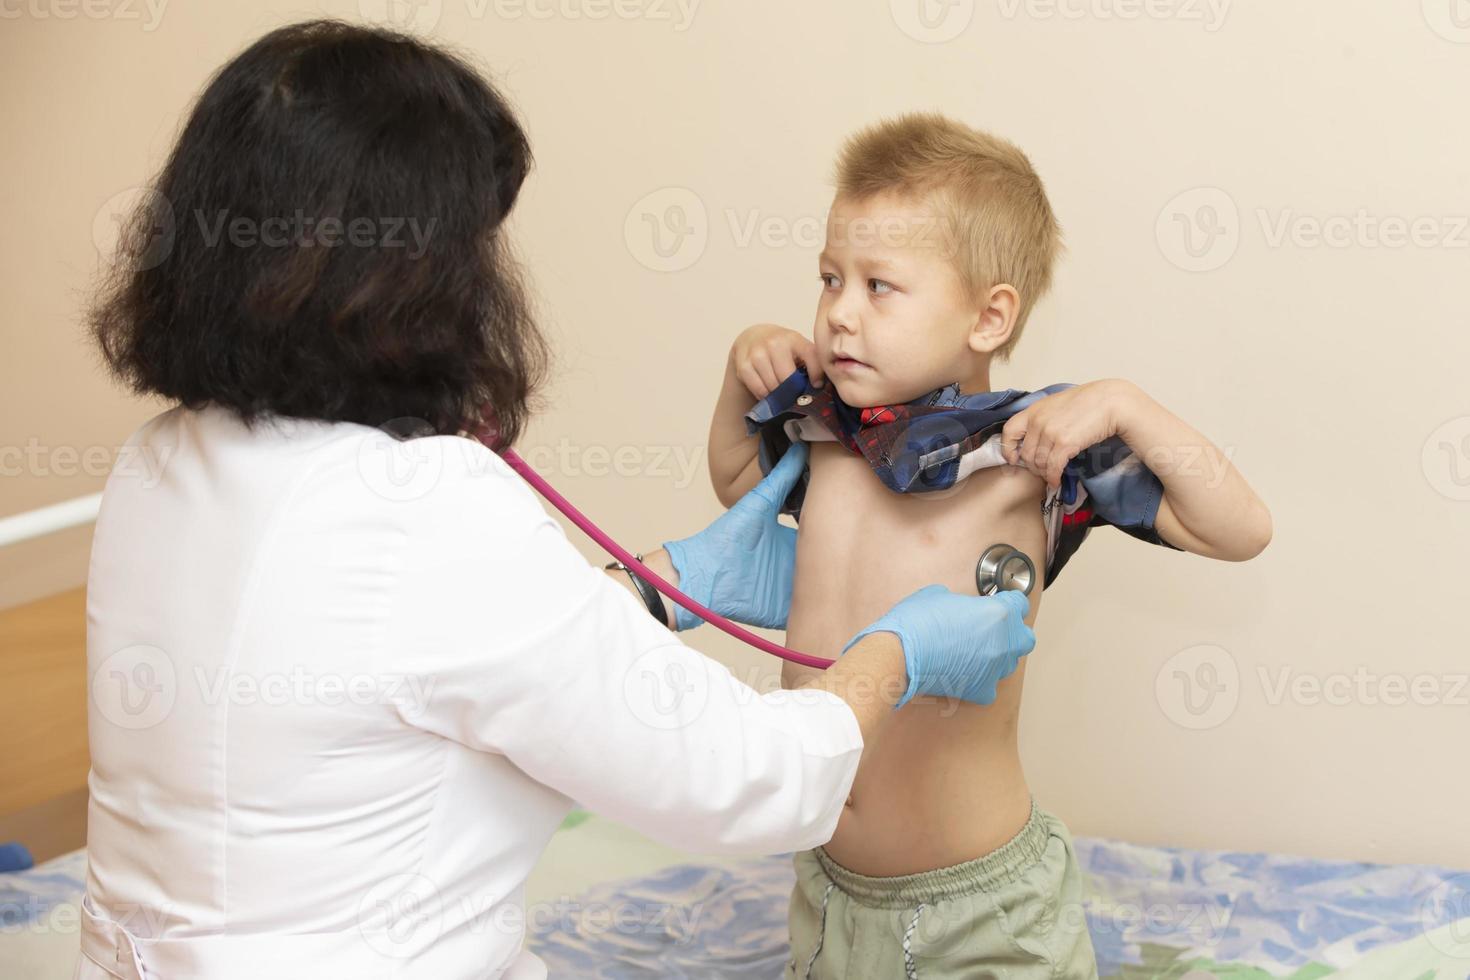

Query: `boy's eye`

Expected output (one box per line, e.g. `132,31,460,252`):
868,279,894,296
818,273,840,289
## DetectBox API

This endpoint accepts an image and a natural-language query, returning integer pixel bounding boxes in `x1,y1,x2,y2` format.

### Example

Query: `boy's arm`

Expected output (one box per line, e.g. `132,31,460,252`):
1002,378,1271,562
1113,382,1272,562
710,325,823,507
708,352,766,508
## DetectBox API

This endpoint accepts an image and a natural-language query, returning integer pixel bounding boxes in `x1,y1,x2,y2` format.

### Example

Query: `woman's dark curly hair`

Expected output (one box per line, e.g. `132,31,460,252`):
90,19,548,445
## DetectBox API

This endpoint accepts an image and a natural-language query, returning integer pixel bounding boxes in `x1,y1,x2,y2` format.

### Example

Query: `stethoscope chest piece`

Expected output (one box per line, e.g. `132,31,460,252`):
975,543,1036,597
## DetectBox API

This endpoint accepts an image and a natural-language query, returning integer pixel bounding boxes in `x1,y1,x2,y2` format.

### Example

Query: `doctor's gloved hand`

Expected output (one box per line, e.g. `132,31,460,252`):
661,442,807,631
842,586,1036,709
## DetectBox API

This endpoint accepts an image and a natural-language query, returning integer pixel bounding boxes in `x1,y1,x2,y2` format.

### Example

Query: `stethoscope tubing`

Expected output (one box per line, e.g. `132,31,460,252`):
497,447,838,668
491,440,1036,671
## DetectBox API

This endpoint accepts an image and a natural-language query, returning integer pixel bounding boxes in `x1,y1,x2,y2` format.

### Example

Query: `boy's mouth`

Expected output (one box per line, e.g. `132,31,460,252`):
831,353,869,371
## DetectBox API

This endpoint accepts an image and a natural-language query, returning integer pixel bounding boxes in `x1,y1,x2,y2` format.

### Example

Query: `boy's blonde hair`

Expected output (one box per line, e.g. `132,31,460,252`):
834,112,1062,361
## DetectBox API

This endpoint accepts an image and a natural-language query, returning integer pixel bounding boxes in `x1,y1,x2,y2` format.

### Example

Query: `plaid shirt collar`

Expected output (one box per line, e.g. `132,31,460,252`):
744,367,1051,495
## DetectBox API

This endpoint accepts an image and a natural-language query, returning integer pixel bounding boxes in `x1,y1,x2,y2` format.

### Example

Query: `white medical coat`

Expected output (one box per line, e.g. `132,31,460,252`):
75,404,862,979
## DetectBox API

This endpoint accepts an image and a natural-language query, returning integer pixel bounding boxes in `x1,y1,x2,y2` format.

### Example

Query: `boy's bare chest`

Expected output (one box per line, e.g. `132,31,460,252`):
784,441,1048,667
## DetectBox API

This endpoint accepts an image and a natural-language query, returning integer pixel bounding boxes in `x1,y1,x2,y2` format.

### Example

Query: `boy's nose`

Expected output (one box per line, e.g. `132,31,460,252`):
827,296,859,335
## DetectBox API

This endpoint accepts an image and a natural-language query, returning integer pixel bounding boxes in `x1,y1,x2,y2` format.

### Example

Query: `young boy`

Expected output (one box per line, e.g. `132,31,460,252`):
702,114,1272,978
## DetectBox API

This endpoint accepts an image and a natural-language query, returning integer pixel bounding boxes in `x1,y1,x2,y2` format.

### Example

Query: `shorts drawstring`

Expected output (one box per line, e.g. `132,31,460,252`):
802,881,837,979
902,902,927,978
799,891,927,979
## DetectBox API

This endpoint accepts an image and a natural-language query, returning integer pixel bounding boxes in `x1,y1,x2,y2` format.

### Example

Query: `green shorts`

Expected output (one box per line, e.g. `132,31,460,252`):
784,800,1098,979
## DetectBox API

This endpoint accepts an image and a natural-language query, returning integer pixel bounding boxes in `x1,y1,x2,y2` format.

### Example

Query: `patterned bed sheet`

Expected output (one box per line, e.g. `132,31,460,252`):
523,837,1470,978
5,833,1468,978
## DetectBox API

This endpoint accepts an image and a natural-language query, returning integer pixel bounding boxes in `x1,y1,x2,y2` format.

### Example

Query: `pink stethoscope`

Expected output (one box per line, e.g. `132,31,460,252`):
472,415,1037,671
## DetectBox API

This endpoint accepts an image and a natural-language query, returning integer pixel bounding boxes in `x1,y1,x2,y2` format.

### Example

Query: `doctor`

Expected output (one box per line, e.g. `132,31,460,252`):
76,20,1037,980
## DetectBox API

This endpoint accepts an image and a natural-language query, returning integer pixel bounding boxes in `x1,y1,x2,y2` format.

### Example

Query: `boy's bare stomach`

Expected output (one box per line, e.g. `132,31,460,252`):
784,441,1049,877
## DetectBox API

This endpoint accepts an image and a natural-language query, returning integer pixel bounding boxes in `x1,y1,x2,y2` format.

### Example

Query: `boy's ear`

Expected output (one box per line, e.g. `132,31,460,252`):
966,283,1020,356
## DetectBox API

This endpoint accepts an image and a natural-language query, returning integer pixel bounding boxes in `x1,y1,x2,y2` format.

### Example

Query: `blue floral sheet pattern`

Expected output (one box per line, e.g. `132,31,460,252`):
525,837,1470,978
5,836,1467,978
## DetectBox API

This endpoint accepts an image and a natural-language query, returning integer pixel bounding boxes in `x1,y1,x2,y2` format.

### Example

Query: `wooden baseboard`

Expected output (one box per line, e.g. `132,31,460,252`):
0,787,87,865
0,587,90,821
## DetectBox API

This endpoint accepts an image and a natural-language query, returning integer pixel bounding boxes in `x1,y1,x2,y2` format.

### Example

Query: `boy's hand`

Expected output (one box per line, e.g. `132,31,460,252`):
999,379,1139,490
730,323,825,399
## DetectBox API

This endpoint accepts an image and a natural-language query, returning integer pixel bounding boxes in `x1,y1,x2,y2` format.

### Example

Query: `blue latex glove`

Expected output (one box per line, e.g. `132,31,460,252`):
661,442,808,631
841,585,1036,709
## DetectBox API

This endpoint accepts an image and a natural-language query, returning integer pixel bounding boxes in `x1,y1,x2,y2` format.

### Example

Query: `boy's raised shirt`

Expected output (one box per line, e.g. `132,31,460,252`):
744,368,1183,589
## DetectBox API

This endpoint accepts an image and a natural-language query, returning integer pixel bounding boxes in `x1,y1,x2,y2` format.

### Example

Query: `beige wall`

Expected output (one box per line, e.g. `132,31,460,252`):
3,1,1466,867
